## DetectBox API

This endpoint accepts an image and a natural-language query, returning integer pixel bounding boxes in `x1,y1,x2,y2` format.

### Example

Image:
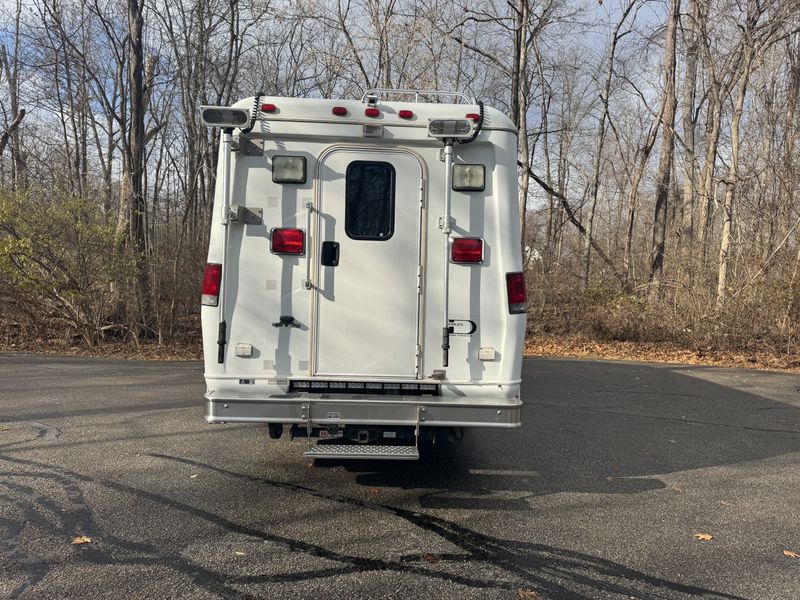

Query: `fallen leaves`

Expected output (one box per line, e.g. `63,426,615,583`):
368,487,380,495
189,474,198,479
524,333,800,372
70,536,92,545
516,589,540,599
693,533,713,542
783,550,800,559
719,500,730,506
234,551,246,556
422,553,439,563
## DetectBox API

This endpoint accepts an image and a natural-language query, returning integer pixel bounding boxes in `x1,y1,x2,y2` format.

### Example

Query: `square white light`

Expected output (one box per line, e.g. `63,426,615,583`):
452,164,485,191
272,156,306,183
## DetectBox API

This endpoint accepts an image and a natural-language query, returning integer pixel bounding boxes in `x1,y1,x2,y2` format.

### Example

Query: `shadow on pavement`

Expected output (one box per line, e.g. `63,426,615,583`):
321,359,800,507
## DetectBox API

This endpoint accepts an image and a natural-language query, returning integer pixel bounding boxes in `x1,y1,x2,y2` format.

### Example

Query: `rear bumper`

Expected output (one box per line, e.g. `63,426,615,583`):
204,393,522,428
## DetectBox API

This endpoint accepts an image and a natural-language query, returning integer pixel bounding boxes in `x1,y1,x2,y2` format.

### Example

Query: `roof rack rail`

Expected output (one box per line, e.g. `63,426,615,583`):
360,88,475,105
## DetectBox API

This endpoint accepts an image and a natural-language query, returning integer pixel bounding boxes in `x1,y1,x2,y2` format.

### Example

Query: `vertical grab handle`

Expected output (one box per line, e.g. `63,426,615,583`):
304,201,313,290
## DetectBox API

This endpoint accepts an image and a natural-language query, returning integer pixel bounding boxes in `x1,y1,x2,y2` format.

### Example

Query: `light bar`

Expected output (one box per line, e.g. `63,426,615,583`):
427,118,474,139
200,106,250,127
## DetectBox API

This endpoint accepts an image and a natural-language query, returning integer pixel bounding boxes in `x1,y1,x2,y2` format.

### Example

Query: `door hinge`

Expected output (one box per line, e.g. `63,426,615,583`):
416,264,423,290
419,178,425,207
415,344,422,372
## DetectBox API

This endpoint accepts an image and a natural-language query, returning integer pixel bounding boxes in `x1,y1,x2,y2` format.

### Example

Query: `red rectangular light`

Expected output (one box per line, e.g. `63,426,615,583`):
451,238,484,263
364,107,380,117
466,113,481,122
260,103,277,113
332,106,347,116
398,109,413,119
201,263,222,306
506,272,527,314
271,228,305,255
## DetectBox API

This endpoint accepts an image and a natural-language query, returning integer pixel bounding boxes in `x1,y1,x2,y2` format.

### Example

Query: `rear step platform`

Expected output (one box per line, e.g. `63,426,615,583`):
304,443,419,460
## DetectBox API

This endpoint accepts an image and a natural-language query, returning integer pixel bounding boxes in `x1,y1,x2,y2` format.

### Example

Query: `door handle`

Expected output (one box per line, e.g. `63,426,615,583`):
321,241,340,266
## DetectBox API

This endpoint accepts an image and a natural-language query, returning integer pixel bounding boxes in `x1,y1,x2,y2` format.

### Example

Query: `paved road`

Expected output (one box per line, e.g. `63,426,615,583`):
1,354,799,599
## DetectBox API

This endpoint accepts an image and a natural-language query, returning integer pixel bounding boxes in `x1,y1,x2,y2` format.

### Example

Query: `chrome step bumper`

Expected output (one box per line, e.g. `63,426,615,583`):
303,443,420,460
205,393,522,428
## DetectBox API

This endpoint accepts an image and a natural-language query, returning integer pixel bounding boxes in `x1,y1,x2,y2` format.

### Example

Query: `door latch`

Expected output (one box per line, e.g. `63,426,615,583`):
272,315,301,328
321,241,340,266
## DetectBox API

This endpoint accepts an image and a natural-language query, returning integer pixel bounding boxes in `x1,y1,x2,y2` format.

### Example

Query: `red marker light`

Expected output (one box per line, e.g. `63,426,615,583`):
201,263,222,306
260,103,277,113
466,113,481,122
365,107,380,117
271,228,305,255
332,106,347,116
398,109,413,119
506,272,527,314
451,238,484,264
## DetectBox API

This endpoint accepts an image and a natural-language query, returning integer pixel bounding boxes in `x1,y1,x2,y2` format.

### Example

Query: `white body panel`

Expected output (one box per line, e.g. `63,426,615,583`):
201,95,525,431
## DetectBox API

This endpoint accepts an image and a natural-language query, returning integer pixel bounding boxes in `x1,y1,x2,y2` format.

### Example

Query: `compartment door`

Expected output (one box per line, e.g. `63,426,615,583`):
314,150,422,378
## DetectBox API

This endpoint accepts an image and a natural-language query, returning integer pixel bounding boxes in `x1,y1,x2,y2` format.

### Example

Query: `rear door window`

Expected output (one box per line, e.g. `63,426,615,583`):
345,161,395,240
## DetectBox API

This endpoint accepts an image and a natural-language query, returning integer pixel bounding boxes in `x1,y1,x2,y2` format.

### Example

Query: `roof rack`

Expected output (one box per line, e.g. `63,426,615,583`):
360,88,475,105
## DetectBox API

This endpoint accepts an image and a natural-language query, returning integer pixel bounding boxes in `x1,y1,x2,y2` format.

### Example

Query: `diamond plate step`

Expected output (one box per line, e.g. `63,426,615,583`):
304,443,419,460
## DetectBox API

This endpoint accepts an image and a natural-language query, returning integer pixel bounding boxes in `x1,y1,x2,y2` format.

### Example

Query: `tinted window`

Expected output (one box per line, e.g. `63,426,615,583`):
345,161,395,240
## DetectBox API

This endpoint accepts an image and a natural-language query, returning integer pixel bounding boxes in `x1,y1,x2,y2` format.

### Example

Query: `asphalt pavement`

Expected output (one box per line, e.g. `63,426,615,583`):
1,353,799,599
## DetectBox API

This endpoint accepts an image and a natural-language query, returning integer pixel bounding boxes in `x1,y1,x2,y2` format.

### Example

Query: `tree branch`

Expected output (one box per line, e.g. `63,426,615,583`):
0,109,25,156
519,159,624,284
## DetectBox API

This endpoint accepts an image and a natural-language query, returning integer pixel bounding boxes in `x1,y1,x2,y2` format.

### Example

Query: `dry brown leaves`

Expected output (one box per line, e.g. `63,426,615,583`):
422,553,439,563
516,589,540,599
693,533,713,542
783,550,800,559
525,334,800,372
368,487,380,495
0,340,202,361
70,536,92,545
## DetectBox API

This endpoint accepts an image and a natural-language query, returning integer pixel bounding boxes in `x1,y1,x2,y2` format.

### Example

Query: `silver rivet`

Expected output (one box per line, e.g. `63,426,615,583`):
420,406,426,412
496,410,502,415
224,404,229,409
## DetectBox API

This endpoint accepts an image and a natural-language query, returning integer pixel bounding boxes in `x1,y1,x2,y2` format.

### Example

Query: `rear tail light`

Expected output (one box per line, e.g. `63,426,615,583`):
201,263,222,306
451,238,484,263
271,228,305,255
466,113,481,122
260,103,277,113
506,272,527,314
332,106,347,116
365,107,380,117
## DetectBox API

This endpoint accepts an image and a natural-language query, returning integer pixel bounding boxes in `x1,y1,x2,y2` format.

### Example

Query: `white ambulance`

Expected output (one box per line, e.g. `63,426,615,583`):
200,89,526,460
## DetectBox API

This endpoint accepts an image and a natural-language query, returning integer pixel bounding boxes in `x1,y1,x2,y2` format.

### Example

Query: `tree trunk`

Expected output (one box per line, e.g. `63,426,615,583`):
679,0,699,249
128,0,148,325
648,0,680,294
584,1,635,286
716,51,752,309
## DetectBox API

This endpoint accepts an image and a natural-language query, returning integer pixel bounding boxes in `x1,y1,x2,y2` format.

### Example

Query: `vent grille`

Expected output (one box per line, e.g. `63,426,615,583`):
290,380,439,396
